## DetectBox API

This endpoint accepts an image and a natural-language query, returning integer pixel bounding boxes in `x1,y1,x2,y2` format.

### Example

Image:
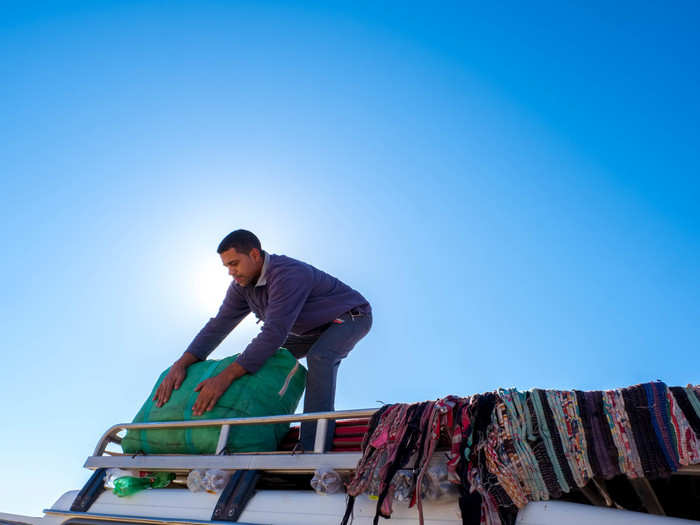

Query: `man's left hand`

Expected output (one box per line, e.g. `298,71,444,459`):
192,361,248,416
192,374,234,416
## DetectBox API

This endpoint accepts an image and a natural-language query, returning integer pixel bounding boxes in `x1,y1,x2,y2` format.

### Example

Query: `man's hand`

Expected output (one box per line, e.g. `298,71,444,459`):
154,352,200,408
192,361,247,416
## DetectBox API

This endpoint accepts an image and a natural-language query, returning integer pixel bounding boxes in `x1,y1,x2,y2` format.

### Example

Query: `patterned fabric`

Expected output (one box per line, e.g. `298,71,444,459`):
602,389,645,478
447,401,471,482
498,389,548,501
344,382,700,525
483,401,529,508
670,386,700,436
644,382,679,472
579,390,620,479
685,386,700,422
621,384,671,479
668,388,700,465
545,390,595,486
526,394,564,498
530,389,571,493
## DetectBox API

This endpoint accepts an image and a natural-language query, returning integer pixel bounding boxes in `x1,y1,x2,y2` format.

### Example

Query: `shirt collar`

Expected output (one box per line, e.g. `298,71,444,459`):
255,251,270,287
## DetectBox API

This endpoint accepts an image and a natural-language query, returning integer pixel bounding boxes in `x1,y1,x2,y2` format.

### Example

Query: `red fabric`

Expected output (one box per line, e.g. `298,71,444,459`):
336,418,370,426
278,418,371,452
335,425,369,436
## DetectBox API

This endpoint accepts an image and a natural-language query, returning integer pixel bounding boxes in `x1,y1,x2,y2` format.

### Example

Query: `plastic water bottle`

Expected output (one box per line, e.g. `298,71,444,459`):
186,470,208,492
420,464,458,502
311,467,344,495
392,470,414,503
204,469,231,493
113,472,175,497
187,469,232,493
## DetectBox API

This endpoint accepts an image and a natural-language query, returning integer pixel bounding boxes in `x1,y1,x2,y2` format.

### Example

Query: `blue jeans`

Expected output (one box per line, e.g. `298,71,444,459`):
283,310,372,451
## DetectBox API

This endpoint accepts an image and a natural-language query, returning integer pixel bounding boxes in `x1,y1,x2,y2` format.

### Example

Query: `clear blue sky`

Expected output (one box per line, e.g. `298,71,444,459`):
1,1,698,516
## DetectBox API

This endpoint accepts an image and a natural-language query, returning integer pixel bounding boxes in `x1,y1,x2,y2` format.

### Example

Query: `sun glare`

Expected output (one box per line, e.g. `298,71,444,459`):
192,257,232,314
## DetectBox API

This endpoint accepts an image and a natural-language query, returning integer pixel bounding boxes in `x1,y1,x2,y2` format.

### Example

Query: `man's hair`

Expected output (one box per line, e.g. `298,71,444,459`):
217,230,262,255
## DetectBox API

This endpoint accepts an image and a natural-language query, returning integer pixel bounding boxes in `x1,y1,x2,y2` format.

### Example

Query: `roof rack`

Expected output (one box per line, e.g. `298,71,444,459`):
72,406,700,521
85,409,378,474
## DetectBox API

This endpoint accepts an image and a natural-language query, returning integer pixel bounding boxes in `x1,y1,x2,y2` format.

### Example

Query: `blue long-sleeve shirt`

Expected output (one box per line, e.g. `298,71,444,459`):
185,252,371,373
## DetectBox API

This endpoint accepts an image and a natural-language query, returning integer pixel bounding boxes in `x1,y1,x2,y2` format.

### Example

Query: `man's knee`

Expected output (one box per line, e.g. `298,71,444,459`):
306,342,353,367
306,350,341,371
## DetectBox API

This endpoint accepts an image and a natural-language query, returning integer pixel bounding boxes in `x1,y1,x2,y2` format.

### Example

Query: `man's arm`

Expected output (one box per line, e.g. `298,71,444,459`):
184,284,251,361
191,265,314,415
235,265,314,373
153,283,250,407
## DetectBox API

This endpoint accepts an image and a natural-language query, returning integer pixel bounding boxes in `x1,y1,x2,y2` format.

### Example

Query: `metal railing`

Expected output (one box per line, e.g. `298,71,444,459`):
93,408,377,457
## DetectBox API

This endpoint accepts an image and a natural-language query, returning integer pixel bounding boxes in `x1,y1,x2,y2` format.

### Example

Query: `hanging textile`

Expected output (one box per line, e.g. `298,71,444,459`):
342,381,700,525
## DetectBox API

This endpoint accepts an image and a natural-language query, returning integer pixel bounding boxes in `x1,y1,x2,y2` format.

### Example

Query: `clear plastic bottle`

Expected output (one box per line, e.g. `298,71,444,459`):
204,469,232,493
186,470,208,493
186,469,232,493
392,469,414,503
311,467,344,495
420,464,458,503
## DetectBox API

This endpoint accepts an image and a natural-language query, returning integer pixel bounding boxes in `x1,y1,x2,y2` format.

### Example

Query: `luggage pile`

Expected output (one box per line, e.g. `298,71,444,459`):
343,382,700,525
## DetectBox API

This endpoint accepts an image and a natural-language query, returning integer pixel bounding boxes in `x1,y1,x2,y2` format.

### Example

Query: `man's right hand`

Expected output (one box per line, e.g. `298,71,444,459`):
153,352,199,408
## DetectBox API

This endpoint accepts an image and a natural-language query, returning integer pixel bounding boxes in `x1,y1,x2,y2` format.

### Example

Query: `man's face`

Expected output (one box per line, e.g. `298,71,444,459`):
220,247,263,287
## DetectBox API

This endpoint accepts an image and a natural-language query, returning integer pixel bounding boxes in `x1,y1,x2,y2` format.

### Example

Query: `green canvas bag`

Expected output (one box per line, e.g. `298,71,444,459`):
121,348,306,454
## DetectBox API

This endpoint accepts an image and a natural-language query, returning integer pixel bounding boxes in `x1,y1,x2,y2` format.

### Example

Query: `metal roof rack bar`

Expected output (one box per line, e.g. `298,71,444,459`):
93,408,377,456
84,451,363,472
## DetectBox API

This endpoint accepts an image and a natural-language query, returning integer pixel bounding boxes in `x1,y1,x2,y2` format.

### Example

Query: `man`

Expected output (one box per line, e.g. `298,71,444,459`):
154,229,372,451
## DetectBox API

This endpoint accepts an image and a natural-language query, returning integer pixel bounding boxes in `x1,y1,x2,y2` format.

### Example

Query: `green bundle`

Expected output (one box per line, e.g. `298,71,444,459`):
121,349,306,454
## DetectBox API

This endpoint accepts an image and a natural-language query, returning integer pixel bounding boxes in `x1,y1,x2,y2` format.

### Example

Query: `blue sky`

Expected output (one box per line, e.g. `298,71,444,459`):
1,1,698,516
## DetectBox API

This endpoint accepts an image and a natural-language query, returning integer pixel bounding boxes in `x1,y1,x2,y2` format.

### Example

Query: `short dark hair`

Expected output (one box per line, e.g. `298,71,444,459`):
217,230,262,254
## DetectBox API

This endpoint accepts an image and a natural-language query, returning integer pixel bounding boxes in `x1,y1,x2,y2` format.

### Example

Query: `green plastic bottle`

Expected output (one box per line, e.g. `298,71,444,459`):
113,472,175,497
